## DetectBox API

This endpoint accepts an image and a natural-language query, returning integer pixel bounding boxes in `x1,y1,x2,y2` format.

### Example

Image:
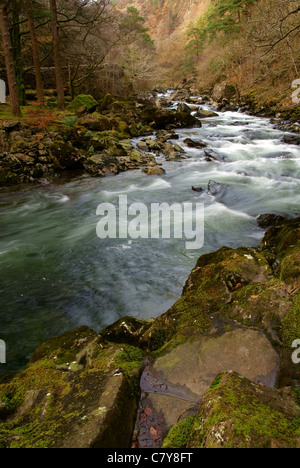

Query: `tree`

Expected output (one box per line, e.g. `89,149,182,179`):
0,2,21,115
185,0,259,70
26,0,45,104
49,0,65,109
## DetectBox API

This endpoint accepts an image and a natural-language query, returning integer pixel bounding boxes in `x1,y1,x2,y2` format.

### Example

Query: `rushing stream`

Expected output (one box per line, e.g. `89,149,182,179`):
1,95,300,373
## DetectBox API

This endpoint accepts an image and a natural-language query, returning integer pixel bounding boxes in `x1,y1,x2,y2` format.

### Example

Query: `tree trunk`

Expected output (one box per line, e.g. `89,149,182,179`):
49,0,65,110
26,0,45,104
11,3,26,106
0,3,21,116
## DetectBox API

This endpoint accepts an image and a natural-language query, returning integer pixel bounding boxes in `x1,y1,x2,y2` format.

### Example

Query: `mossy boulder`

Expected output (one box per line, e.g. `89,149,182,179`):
78,113,114,132
97,93,114,113
0,326,145,448
67,95,98,114
186,371,300,448
49,141,83,170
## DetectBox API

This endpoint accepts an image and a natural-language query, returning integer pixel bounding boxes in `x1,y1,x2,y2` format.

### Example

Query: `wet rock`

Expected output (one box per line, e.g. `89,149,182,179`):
207,179,228,196
192,186,203,193
49,141,82,170
183,138,207,148
83,154,120,176
196,109,219,118
177,103,191,114
281,135,300,145
78,113,113,132
140,107,201,130
143,166,166,176
152,327,280,397
204,149,230,162
137,141,149,152
257,213,288,229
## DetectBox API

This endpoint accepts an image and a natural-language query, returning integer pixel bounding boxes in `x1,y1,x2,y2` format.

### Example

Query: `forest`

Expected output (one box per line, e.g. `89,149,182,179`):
0,0,156,116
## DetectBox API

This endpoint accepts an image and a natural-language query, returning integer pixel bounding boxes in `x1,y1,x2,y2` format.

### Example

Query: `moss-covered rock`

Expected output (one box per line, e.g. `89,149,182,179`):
0,326,145,448
186,371,300,448
67,95,98,114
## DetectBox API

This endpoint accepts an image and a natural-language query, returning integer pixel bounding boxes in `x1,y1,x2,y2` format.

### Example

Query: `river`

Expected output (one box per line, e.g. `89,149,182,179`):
0,95,300,372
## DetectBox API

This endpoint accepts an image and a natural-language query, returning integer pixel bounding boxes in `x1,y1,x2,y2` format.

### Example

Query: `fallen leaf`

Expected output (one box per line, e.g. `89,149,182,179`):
144,407,154,417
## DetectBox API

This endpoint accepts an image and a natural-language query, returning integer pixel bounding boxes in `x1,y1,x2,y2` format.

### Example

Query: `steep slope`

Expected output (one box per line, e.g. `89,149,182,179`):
117,0,300,114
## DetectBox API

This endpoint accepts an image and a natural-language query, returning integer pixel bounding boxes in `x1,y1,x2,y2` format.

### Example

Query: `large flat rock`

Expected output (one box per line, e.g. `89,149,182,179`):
153,327,280,397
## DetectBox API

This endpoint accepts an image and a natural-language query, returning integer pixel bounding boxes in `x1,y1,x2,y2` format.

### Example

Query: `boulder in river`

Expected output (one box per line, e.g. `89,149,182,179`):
257,213,288,229
207,179,228,196
196,109,219,118
184,138,207,148
177,103,192,114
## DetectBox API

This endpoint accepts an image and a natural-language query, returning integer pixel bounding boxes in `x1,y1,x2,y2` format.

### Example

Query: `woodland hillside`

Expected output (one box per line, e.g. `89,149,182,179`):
118,0,300,110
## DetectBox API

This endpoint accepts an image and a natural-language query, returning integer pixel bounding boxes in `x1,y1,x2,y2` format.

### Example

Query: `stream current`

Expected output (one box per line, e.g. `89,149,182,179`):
0,95,300,372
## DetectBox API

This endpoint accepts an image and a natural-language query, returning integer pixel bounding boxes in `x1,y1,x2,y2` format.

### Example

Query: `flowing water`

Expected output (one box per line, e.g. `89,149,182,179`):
1,96,300,373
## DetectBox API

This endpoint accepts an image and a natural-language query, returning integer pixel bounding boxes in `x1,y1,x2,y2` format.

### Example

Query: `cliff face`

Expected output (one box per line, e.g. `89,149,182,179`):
116,0,210,40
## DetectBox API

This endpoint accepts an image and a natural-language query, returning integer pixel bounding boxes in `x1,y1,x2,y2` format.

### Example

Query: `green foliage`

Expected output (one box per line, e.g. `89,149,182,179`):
63,115,78,128
121,7,154,48
185,0,259,67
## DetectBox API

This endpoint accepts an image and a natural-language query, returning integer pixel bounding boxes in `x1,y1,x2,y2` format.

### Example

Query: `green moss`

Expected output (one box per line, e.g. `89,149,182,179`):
282,293,300,347
67,95,98,113
114,345,145,373
188,372,299,448
280,251,300,285
162,416,196,448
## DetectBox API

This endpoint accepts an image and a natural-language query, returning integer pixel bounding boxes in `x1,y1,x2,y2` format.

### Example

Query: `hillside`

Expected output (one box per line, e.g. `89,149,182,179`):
118,0,300,114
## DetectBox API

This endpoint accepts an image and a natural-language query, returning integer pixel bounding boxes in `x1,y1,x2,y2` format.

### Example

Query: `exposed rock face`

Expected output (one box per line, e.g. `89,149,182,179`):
212,82,237,103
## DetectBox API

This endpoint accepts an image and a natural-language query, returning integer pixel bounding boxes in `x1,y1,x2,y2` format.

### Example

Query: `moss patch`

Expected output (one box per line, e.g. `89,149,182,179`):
162,416,196,448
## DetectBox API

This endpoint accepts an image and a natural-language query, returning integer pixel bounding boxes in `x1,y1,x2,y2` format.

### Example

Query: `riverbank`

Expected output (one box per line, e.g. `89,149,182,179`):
0,87,300,448
0,86,299,188
0,216,299,448
0,91,202,187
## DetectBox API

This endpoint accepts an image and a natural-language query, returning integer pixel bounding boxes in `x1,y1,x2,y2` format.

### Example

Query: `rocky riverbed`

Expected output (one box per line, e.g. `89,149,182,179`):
1,83,299,188
0,85,300,448
0,217,299,448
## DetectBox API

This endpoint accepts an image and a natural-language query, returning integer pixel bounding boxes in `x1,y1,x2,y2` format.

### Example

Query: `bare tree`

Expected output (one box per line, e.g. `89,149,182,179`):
26,0,45,104
49,0,65,109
